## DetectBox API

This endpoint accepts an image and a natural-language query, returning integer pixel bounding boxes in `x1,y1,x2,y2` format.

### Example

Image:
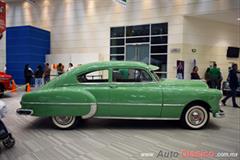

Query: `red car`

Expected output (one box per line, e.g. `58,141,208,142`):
0,72,13,97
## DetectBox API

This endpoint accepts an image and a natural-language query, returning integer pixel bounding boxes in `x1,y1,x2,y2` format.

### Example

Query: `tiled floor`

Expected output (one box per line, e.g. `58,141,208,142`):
0,91,239,160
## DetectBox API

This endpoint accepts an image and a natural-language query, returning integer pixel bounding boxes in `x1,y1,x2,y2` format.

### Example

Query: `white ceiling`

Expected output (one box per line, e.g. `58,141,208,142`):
4,0,240,25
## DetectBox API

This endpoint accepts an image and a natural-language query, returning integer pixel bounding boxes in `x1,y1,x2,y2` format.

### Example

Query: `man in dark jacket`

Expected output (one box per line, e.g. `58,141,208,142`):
222,64,239,108
24,64,33,86
34,65,44,88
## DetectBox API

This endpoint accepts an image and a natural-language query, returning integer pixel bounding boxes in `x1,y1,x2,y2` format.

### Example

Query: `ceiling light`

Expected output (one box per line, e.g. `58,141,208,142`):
237,18,240,21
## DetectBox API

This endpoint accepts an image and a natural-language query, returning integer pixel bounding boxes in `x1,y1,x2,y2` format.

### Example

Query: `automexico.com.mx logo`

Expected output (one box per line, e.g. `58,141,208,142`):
141,149,238,159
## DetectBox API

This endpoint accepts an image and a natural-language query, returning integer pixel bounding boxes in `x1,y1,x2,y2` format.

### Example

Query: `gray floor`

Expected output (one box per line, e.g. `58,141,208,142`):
0,91,239,160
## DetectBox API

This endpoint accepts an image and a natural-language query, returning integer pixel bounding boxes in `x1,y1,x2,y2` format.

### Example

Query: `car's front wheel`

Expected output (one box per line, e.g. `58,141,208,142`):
52,116,77,129
181,105,209,129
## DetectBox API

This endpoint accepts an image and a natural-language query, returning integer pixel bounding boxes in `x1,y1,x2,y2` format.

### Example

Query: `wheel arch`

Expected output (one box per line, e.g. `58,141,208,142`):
181,100,211,118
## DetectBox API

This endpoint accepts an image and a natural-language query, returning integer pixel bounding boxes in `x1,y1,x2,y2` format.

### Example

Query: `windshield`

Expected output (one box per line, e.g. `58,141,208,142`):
151,70,160,81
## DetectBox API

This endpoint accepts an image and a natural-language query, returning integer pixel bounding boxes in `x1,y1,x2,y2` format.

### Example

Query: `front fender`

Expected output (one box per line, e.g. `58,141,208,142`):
21,87,97,117
206,89,222,116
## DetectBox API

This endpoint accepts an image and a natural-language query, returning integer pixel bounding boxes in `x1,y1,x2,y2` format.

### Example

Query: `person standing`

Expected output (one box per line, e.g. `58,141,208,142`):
43,63,51,84
67,63,74,72
34,65,44,88
209,63,222,89
191,66,200,80
204,67,211,87
4,64,7,73
176,61,184,79
57,63,64,76
24,64,33,86
221,64,239,108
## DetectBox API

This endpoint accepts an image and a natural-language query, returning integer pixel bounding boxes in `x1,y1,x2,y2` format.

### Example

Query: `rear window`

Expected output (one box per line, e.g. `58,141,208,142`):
77,70,109,83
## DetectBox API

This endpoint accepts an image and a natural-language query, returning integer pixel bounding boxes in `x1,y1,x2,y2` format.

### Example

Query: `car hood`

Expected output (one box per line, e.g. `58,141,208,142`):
160,79,208,88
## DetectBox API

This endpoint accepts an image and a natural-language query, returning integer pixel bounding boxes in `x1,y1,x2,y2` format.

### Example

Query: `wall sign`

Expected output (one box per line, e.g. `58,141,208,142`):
192,49,197,53
0,1,6,33
170,48,181,53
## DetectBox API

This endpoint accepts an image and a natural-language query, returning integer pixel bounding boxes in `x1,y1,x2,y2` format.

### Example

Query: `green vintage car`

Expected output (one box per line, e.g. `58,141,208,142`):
17,61,224,129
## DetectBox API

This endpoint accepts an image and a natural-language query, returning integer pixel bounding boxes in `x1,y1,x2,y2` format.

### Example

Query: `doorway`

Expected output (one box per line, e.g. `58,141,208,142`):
126,44,149,64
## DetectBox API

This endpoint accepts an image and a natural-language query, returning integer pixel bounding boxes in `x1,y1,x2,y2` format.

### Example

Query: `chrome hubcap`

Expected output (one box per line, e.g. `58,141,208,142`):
54,116,74,125
188,109,205,126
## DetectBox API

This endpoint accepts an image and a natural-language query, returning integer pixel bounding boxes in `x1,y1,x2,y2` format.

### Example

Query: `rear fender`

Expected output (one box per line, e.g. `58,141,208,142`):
21,87,97,118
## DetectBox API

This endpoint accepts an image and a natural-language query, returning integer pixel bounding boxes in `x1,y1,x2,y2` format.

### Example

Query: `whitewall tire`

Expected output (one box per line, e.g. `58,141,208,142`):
52,116,77,129
181,105,209,129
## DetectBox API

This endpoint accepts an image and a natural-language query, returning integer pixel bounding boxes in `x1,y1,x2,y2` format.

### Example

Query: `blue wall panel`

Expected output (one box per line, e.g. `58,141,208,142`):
6,26,50,84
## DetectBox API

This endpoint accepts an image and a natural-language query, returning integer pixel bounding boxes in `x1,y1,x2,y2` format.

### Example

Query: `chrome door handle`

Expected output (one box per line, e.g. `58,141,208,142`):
109,85,117,88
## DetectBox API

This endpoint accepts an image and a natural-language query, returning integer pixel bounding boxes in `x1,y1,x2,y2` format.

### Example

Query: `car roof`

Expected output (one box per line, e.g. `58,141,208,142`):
41,61,156,90
72,61,150,73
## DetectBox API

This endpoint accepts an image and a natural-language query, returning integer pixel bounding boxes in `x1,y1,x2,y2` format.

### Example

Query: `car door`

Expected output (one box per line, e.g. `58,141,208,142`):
77,68,111,116
106,67,163,117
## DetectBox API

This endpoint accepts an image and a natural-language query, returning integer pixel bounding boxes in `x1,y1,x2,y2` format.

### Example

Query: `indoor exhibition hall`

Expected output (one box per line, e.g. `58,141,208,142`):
0,0,239,160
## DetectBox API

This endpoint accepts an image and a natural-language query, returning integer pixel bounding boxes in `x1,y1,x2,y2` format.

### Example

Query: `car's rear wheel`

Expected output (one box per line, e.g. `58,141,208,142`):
52,116,77,129
181,105,209,129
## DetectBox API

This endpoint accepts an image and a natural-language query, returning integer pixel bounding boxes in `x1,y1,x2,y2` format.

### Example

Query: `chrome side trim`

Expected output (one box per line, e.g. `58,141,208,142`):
98,102,161,106
82,103,97,119
94,116,180,120
98,103,184,107
163,104,184,107
22,102,184,107
21,102,93,105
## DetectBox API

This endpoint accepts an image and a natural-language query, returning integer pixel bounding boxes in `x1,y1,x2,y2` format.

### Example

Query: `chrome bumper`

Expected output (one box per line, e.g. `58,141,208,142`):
16,108,33,115
215,110,225,118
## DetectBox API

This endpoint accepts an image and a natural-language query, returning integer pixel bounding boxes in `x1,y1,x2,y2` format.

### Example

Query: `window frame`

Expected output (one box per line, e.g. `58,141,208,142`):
76,68,110,84
111,67,156,83
126,24,150,37
110,27,125,38
110,23,168,79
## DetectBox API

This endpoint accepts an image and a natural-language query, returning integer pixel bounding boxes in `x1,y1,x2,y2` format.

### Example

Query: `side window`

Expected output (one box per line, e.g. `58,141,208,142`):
77,70,109,83
112,68,152,82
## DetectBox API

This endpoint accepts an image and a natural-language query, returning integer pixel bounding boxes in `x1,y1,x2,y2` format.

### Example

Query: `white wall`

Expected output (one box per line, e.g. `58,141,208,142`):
6,0,187,76
3,0,240,78
46,53,99,68
182,17,240,80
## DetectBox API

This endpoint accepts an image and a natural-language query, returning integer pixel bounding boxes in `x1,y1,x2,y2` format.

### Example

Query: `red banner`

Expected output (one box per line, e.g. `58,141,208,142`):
0,1,6,33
